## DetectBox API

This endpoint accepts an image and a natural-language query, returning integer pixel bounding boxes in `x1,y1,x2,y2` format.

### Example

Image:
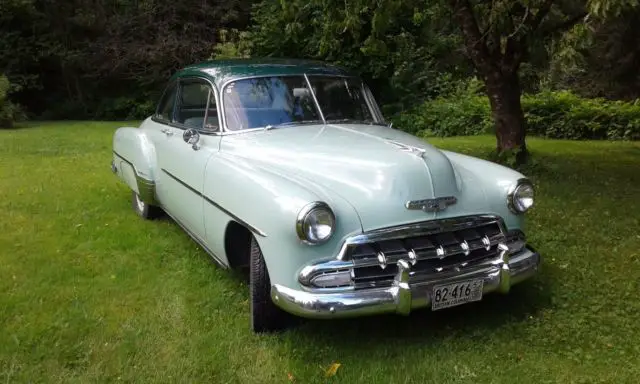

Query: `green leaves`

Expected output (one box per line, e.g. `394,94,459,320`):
0,74,22,129
250,0,469,112
589,0,640,17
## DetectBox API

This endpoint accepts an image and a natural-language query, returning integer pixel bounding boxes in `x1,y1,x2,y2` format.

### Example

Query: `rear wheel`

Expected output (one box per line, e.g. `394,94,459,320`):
249,235,296,333
131,191,162,219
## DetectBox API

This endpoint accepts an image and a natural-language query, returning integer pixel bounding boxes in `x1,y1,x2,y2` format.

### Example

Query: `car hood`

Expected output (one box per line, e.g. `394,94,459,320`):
220,124,494,232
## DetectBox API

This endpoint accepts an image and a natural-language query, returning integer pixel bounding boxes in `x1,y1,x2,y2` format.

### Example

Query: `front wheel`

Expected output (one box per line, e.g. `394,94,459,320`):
249,236,297,333
131,191,162,219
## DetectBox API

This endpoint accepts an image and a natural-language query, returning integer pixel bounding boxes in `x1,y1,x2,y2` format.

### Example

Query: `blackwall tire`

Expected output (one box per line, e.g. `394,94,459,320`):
249,235,296,333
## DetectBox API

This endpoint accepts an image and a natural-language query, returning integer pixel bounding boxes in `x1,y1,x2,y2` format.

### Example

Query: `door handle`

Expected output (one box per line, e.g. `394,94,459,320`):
161,128,174,136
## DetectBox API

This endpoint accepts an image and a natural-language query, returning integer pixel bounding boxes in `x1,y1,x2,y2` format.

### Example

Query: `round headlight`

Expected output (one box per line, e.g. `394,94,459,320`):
296,202,335,244
508,180,534,214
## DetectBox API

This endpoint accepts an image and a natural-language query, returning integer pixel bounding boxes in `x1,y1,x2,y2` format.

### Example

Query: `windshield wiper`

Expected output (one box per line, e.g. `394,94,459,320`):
264,119,323,130
326,118,386,126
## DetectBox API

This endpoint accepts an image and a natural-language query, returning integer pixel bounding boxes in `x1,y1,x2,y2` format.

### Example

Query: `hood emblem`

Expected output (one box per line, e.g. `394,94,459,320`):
406,196,457,212
386,139,426,157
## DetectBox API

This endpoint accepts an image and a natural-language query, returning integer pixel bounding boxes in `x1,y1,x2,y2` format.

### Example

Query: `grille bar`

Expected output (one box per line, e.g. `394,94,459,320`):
350,233,504,268
346,218,506,289
299,215,512,291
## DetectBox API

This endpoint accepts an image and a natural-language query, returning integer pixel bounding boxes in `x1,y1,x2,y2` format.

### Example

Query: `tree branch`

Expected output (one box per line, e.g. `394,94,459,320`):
540,11,588,38
502,0,557,72
449,0,495,76
527,0,555,31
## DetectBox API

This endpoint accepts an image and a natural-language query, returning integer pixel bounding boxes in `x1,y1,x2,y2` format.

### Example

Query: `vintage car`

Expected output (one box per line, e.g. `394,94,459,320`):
111,59,540,332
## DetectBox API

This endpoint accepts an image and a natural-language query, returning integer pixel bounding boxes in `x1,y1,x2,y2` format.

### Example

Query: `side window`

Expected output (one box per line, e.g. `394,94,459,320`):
176,79,220,132
156,82,177,122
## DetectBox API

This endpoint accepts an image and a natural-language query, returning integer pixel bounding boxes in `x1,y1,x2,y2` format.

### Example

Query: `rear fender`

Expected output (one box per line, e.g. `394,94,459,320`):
112,123,158,204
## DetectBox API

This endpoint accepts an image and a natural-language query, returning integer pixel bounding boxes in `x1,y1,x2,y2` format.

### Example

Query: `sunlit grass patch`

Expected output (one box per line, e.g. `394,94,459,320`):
1,122,639,383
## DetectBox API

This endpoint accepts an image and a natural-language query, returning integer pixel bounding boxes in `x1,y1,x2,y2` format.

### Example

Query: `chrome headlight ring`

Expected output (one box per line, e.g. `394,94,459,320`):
507,178,535,214
296,202,335,245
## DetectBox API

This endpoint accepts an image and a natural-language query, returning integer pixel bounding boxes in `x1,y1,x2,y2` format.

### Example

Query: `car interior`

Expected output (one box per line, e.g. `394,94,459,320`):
176,83,220,131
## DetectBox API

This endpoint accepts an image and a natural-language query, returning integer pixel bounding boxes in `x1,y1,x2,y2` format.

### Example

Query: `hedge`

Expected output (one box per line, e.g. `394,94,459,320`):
393,90,640,140
0,74,22,128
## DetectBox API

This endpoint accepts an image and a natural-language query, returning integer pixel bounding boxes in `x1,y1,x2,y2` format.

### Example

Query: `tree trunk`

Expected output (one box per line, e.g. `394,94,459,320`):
485,70,528,164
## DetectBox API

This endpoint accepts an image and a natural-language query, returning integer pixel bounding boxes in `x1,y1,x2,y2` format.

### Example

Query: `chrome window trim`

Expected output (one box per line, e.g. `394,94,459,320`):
152,79,179,124
363,83,385,123
218,73,382,134
219,73,327,133
304,73,326,124
152,76,223,136
306,74,380,124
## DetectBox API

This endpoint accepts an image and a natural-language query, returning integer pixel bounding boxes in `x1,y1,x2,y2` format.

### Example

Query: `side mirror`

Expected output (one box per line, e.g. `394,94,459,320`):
183,128,201,150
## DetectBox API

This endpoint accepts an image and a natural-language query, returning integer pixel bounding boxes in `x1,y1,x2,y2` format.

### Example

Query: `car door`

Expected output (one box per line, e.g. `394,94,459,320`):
149,77,222,241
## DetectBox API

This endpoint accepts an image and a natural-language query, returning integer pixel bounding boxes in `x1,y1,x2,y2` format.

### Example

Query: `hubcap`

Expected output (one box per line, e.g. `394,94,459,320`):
135,194,145,212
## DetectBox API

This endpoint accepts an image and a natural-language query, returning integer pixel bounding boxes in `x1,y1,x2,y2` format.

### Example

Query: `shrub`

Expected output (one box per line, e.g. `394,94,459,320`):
0,75,22,128
522,91,640,140
392,89,640,140
94,97,155,120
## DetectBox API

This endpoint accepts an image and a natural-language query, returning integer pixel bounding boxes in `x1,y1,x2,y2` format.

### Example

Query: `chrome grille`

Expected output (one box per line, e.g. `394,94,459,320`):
344,218,505,289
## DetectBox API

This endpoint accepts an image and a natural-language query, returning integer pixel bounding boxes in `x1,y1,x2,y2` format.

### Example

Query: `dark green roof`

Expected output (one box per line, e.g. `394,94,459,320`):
173,58,357,88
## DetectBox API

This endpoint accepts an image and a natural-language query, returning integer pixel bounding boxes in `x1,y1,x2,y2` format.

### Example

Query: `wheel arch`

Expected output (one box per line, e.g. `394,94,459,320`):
224,220,252,270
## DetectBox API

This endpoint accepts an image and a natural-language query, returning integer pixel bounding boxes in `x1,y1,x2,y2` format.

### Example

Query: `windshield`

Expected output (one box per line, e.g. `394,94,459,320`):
222,75,379,131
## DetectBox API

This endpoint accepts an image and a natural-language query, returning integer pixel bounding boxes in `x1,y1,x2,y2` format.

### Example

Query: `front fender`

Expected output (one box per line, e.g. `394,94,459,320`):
441,150,527,231
204,153,363,288
112,121,158,203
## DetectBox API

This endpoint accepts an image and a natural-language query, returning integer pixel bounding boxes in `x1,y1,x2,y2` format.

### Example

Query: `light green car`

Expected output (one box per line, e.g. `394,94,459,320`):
112,59,540,332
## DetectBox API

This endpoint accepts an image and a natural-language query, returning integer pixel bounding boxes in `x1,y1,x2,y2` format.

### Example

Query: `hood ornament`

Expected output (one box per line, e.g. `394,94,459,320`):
406,196,457,212
386,139,426,157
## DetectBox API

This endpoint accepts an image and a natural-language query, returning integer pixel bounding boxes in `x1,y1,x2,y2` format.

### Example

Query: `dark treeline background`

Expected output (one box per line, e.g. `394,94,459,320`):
1,0,639,161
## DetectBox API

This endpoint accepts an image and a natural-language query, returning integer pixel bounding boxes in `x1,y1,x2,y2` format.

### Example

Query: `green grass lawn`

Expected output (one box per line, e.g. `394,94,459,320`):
1,121,639,383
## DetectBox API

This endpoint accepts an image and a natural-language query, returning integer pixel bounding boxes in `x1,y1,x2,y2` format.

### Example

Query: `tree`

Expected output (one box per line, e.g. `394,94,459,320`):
543,6,640,100
446,1,590,163
249,0,471,114
447,0,640,164
0,0,253,119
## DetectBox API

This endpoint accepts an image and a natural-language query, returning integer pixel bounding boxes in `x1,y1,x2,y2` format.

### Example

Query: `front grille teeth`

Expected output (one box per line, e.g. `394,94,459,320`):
460,240,470,256
408,249,417,265
377,251,387,269
482,235,491,250
348,220,507,289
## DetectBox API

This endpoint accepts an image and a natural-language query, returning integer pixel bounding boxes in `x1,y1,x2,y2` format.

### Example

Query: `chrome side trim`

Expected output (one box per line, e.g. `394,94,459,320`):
272,246,541,319
113,150,157,205
136,178,156,206
160,168,267,238
336,214,505,260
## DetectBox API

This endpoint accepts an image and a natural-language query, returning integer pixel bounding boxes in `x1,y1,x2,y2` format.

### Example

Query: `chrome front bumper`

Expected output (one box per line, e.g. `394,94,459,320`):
271,246,540,319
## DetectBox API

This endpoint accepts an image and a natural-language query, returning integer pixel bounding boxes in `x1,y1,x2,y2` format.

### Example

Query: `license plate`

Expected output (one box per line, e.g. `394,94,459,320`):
431,279,484,311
